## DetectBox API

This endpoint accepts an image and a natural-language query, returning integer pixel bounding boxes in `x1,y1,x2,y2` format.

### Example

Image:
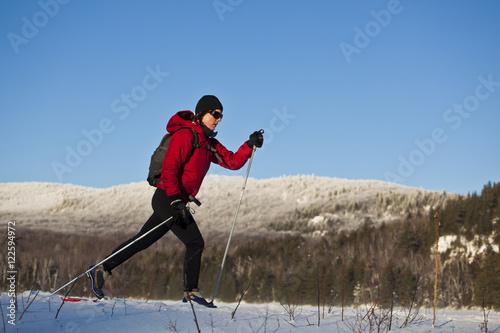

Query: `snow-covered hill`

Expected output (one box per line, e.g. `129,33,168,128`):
0,175,456,236
2,291,498,332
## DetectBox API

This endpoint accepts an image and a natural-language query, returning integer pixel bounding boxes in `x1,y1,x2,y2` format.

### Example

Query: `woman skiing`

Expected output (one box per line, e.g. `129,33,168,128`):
87,95,263,307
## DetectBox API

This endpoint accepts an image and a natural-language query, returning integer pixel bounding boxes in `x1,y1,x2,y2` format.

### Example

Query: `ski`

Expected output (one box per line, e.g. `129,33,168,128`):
62,296,107,303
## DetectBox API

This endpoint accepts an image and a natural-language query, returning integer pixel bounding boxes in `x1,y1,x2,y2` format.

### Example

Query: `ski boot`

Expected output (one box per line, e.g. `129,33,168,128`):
183,289,217,308
87,265,109,299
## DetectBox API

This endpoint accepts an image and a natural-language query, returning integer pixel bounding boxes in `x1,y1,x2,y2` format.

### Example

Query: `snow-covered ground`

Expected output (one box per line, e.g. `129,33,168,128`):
2,291,498,332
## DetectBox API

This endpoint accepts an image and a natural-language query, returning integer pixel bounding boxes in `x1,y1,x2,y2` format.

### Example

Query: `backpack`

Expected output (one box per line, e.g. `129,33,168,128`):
147,127,224,188
147,127,199,187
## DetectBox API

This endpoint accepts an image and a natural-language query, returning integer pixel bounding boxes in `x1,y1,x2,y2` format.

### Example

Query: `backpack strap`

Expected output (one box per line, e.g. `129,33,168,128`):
196,143,225,165
176,127,223,205
177,127,199,154
181,127,225,166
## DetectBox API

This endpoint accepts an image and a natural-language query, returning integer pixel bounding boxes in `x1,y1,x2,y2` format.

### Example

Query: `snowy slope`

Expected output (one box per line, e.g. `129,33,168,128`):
2,291,498,333
0,175,455,235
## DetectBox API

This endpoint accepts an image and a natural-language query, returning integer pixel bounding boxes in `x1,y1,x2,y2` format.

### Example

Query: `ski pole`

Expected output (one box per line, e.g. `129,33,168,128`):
52,216,174,295
211,133,261,303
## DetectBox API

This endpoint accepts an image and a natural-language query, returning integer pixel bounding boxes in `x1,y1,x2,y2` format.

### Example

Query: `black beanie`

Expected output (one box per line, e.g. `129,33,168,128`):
195,95,223,115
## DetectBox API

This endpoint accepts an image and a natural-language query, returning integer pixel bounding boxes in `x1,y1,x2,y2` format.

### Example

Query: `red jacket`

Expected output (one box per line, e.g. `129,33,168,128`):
157,110,253,200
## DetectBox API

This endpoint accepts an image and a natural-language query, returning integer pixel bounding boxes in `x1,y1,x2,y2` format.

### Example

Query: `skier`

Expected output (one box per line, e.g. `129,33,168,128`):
87,95,263,307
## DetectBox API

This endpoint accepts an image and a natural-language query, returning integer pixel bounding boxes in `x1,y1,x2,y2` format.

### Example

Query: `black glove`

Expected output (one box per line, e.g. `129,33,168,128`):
247,130,264,148
169,194,188,225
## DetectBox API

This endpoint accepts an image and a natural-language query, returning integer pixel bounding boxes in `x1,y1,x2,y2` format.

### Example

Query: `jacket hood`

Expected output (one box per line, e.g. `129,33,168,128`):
166,110,201,134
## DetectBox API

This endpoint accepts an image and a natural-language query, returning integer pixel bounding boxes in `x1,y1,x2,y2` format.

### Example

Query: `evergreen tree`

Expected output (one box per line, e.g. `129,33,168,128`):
474,251,500,310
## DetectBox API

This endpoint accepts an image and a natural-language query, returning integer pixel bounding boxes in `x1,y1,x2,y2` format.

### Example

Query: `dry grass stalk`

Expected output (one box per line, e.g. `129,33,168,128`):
231,277,253,319
433,211,439,327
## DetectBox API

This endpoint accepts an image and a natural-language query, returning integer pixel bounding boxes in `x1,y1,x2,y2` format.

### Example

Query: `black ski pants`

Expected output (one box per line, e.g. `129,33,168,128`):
102,188,205,291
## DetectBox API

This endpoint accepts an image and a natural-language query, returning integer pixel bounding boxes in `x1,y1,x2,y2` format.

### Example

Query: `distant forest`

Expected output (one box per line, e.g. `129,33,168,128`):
2,182,499,311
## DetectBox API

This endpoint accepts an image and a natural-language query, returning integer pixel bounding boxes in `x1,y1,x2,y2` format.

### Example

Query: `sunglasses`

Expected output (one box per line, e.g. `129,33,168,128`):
209,110,223,120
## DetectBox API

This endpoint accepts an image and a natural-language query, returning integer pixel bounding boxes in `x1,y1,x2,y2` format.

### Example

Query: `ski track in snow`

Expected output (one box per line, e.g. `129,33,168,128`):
2,291,499,332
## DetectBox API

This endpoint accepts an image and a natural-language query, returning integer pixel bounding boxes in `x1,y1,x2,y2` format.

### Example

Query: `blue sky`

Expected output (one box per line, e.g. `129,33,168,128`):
1,0,499,195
